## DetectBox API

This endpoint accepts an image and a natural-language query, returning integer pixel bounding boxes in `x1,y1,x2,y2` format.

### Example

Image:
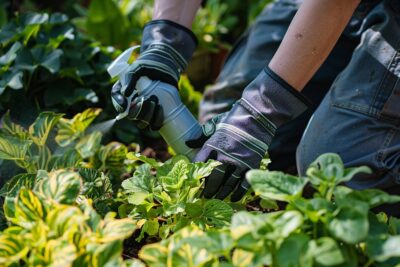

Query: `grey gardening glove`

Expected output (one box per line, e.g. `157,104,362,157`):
111,20,197,130
187,67,309,201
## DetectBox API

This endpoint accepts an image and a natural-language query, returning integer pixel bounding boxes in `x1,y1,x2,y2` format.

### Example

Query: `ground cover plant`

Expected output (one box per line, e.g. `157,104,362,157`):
0,110,400,266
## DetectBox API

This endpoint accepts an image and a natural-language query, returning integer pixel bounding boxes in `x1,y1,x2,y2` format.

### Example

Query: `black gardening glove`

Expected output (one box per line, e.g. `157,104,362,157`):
187,67,309,201
111,20,197,130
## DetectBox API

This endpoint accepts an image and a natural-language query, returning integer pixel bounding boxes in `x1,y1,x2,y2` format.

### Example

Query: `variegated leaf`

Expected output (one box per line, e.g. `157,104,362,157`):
11,189,45,229
75,131,102,159
29,112,63,146
55,108,101,147
0,233,29,266
34,170,82,205
0,133,32,160
1,111,29,140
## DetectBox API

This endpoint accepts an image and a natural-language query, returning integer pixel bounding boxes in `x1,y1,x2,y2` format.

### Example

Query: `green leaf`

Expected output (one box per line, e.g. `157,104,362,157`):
40,49,63,73
143,219,160,236
340,189,400,209
0,41,22,65
276,234,312,267
29,111,63,146
188,160,221,180
1,111,28,139
307,153,371,186
55,108,102,147
366,235,400,262
99,213,136,242
0,133,32,160
311,237,345,266
246,170,308,202
20,13,49,26
202,199,233,228
328,205,369,244
268,211,304,239
50,149,82,169
127,152,162,168
0,233,30,265
122,164,154,194
160,160,189,192
76,131,102,158
230,211,268,239
0,173,36,198
9,189,44,229
34,170,82,205
0,71,24,93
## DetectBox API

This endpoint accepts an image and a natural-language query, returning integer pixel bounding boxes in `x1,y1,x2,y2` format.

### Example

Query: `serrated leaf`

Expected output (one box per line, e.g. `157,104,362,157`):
188,160,221,180
247,170,308,202
34,170,82,205
160,160,189,192
29,112,63,146
122,164,154,194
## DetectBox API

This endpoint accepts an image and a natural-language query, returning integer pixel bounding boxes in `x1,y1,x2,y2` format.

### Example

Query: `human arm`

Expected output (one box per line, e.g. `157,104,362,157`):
190,0,361,200
111,0,201,128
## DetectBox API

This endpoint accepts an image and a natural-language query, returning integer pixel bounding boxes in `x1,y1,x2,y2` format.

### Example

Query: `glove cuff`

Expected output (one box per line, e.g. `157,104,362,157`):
141,20,197,75
240,66,310,129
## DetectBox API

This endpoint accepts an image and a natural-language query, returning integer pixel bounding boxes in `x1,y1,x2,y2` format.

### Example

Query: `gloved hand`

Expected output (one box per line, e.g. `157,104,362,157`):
111,20,197,130
187,67,309,201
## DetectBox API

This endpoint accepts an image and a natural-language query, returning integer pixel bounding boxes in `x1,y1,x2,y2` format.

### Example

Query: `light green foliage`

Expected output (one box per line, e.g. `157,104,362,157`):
0,169,136,266
120,153,233,241
139,154,400,266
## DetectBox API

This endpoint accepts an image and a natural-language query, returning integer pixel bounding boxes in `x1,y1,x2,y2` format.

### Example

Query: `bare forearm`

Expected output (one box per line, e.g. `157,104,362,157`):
269,0,360,91
153,0,202,28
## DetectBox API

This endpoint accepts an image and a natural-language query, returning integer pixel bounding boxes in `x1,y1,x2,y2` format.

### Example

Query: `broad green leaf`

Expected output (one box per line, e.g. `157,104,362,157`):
28,111,63,146
55,108,102,147
46,205,86,238
311,237,345,266
389,217,400,235
230,211,268,239
0,70,24,93
1,111,28,139
202,199,233,228
0,173,36,198
20,13,49,26
34,170,82,205
267,211,303,239
143,218,160,236
99,214,136,242
185,202,203,218
50,148,82,169
97,142,128,169
122,164,154,193
0,233,29,265
127,152,162,168
366,235,400,262
139,243,169,266
307,153,371,186
90,240,125,267
40,49,63,73
11,189,44,229
0,41,22,65
246,170,308,202
160,160,189,192
41,239,77,266
276,234,312,267
328,205,369,244
76,131,102,158
188,160,221,180
340,189,400,209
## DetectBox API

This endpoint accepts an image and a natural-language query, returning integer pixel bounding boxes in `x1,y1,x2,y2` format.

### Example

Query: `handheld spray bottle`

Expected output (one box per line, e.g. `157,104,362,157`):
107,47,202,160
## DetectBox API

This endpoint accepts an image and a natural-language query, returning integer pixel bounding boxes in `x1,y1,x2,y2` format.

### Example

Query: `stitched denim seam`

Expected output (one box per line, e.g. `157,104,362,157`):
376,127,400,183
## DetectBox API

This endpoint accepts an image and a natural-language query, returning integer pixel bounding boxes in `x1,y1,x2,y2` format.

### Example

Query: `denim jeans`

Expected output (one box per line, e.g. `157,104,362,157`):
200,0,381,172
297,0,400,197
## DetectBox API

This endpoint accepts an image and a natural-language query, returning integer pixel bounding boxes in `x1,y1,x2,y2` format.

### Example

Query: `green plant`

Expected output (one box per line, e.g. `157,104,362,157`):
0,12,122,134
119,153,234,242
0,108,130,217
139,154,400,266
0,168,137,266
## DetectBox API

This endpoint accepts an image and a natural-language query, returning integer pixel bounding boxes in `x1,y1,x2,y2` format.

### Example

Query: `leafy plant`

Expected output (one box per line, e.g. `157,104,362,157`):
0,108,130,216
139,154,400,266
0,168,136,266
0,12,123,136
119,153,233,242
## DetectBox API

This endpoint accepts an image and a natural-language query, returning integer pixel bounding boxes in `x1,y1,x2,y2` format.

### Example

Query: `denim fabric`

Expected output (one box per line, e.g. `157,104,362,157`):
297,0,400,214
199,0,379,172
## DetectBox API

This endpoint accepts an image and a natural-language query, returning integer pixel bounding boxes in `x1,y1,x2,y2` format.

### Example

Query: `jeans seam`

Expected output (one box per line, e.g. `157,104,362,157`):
376,127,400,183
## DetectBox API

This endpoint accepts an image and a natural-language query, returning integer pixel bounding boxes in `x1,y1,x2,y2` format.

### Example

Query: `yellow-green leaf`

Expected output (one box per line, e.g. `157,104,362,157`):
0,133,32,160
29,111,63,146
0,233,29,265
